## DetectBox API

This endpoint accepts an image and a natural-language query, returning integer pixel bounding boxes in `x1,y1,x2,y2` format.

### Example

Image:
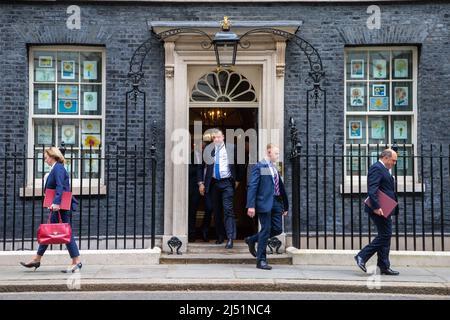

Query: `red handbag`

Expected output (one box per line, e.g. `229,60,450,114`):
37,211,72,245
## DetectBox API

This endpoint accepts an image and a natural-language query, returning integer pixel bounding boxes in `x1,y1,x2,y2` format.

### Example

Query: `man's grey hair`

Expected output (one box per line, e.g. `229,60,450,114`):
379,149,394,159
211,128,223,136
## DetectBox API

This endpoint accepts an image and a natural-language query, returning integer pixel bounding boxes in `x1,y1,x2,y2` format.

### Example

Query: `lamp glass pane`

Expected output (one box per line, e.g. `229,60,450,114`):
216,42,235,66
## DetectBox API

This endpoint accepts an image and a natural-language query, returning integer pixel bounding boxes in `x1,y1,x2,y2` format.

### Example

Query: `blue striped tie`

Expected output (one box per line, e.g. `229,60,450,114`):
271,163,280,195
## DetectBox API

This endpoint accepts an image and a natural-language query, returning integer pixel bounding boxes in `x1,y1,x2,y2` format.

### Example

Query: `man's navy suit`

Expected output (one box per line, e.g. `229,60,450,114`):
358,160,398,270
246,159,289,263
197,143,243,241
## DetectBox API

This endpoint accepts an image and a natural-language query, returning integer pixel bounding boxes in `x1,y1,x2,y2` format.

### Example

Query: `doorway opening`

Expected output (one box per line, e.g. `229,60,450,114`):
188,107,258,242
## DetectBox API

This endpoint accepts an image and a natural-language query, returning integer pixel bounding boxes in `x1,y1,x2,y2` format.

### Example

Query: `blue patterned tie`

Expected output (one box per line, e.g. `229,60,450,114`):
214,146,221,179
271,163,280,195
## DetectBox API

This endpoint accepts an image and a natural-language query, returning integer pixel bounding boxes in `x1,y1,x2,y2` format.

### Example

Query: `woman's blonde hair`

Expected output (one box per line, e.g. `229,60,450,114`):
45,147,65,164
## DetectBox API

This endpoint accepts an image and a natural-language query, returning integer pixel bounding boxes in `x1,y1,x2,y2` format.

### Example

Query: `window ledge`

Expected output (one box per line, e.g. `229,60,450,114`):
20,185,107,198
340,179,424,194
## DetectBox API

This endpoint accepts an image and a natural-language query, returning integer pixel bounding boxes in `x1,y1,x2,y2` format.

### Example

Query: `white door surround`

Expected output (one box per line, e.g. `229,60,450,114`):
150,21,302,252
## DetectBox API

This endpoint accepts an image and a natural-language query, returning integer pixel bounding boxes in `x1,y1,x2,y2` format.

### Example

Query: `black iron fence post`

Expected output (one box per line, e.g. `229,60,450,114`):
392,143,399,250
289,117,301,249
150,122,157,249
3,145,7,251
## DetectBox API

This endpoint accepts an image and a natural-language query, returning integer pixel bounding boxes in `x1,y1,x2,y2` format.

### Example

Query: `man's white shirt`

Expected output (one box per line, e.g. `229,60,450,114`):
213,143,232,179
43,162,57,188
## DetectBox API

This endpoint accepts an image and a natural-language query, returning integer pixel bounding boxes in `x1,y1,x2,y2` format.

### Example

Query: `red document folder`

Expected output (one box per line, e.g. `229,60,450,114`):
43,189,72,211
364,190,398,218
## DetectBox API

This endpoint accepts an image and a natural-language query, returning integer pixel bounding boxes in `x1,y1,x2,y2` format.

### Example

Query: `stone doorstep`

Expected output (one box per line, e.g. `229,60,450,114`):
287,248,450,267
186,244,285,255
0,248,161,266
160,253,292,265
0,279,449,295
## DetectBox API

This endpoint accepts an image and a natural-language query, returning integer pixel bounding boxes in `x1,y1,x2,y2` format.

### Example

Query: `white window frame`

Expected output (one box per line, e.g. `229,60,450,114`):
23,46,106,196
343,46,422,193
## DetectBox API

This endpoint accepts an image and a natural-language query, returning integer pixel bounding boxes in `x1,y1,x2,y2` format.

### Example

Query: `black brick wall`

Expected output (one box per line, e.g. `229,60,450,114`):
0,2,449,249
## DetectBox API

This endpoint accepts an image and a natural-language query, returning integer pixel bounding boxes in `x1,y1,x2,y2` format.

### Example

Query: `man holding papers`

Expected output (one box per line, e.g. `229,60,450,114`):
355,149,400,276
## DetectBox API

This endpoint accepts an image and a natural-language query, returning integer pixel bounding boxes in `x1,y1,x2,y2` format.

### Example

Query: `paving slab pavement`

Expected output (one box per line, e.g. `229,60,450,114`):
0,264,449,296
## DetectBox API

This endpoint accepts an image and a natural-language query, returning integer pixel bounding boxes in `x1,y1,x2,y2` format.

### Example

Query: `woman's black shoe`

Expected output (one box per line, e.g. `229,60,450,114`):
20,261,41,271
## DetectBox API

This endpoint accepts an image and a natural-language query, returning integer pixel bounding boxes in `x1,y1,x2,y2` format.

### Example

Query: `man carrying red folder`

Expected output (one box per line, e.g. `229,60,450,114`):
355,149,400,276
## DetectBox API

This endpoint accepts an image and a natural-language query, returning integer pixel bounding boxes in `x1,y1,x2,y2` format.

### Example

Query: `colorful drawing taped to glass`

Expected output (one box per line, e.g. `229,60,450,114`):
394,59,408,78
58,100,78,114
61,60,75,79
83,61,97,80
369,97,389,111
350,59,364,78
36,152,52,173
372,84,386,97
393,121,408,140
82,134,101,148
63,152,73,175
35,68,55,82
396,150,409,171
61,125,76,144
350,87,364,107
370,151,379,166
58,85,78,100
394,86,408,106
349,121,362,139
37,125,53,145
39,56,53,68
84,153,99,173
372,59,387,78
38,90,53,109
348,151,362,172
83,92,97,111
371,119,386,140
81,120,101,133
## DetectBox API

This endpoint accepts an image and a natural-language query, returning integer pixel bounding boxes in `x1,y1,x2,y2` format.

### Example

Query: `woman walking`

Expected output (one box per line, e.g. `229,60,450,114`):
20,147,82,273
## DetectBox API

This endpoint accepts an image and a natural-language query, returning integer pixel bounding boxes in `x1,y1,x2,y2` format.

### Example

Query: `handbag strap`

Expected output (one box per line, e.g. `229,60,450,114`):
47,210,63,224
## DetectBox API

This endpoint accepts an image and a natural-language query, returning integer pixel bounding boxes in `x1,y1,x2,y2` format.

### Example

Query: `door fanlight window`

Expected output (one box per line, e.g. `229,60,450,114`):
190,69,257,102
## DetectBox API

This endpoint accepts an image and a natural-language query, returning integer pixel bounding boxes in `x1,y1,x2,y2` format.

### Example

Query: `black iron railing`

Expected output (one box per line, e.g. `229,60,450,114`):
0,144,157,251
289,141,450,252
2,140,449,252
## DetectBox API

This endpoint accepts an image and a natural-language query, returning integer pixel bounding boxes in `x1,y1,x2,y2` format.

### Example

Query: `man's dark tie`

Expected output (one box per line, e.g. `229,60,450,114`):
271,163,280,196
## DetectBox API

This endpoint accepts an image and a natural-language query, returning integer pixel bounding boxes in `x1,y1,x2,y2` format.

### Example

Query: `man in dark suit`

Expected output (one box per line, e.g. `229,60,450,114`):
355,149,399,276
245,144,289,270
197,129,244,249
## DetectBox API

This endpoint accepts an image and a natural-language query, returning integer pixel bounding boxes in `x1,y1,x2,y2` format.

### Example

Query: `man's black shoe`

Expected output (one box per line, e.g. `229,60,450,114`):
354,255,367,273
215,237,224,245
225,239,233,249
244,237,256,257
256,260,272,270
380,268,400,276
